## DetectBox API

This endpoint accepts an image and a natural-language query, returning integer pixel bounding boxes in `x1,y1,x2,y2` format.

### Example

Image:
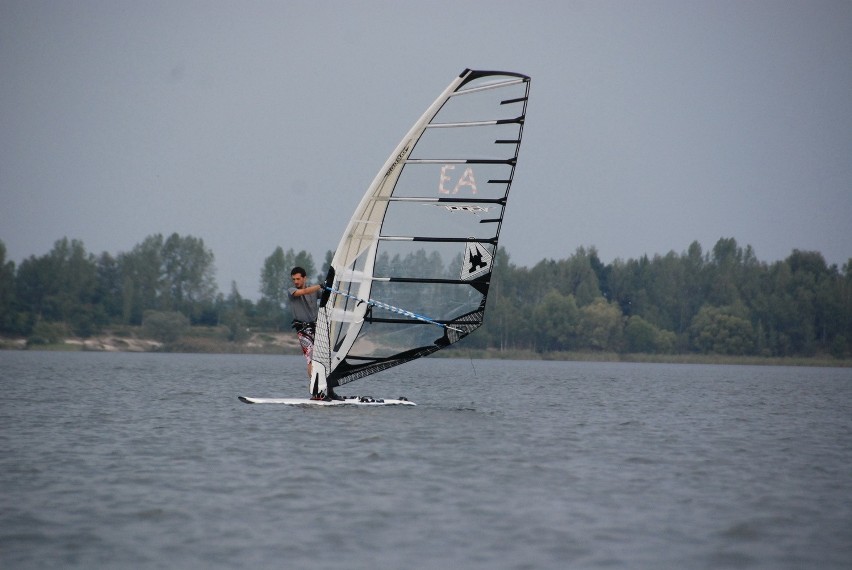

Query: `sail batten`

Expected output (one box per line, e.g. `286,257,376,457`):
380,236,499,244
405,158,516,165
310,69,530,388
387,196,506,204
426,120,501,128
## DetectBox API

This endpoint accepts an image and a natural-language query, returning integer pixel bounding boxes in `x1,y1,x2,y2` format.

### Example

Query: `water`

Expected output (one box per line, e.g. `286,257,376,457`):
1,351,850,569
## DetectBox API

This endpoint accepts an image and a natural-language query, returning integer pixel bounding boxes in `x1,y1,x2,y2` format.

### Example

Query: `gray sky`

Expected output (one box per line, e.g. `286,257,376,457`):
3,0,851,299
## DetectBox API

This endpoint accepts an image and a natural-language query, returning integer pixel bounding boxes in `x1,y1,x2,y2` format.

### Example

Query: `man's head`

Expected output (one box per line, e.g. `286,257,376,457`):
291,267,307,288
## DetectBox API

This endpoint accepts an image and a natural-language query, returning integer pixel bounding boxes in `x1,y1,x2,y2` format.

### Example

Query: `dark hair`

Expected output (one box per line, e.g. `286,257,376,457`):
290,267,307,277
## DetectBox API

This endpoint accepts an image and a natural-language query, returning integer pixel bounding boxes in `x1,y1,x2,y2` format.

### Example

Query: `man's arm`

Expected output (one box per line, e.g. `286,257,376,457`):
290,284,323,297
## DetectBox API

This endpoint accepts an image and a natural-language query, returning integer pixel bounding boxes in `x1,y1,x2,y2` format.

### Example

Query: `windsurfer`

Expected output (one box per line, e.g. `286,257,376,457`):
288,267,341,401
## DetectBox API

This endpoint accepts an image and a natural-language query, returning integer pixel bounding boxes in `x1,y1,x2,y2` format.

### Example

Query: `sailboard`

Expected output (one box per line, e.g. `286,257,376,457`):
239,68,530,406
238,396,415,407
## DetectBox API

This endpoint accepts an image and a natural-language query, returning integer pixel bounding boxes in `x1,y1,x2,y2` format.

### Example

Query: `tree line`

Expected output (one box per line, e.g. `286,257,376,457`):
477,239,851,359
0,235,849,358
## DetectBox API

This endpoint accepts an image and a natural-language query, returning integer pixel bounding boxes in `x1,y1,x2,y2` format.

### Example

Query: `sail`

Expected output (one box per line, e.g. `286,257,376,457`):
310,69,530,392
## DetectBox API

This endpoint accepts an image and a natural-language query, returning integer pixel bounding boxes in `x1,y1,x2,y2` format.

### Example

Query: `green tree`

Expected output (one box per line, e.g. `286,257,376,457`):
689,305,755,355
625,315,658,353
94,252,123,322
683,240,707,321
565,247,602,306
478,293,528,350
260,246,289,305
529,248,601,307
222,281,250,342
15,238,98,335
479,248,537,351
0,241,17,332
624,315,676,353
118,234,164,324
259,247,289,330
161,233,217,320
533,290,579,352
27,320,69,346
116,234,217,325
607,255,653,319
840,259,852,356
142,310,189,344
707,237,743,307
578,298,624,351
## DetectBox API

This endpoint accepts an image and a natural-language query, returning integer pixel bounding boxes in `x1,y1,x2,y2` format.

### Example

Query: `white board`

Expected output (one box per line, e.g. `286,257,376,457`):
238,396,415,406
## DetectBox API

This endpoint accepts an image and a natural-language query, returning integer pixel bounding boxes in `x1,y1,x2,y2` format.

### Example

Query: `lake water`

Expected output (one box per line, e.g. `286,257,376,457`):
1,351,850,569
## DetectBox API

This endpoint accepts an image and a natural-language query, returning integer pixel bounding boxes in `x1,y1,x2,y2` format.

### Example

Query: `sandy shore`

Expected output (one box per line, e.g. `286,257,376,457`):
63,336,163,352
0,331,301,354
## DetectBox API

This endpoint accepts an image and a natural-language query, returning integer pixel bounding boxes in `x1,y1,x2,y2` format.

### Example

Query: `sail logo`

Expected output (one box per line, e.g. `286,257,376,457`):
461,241,492,281
385,144,410,178
428,204,490,214
439,164,477,194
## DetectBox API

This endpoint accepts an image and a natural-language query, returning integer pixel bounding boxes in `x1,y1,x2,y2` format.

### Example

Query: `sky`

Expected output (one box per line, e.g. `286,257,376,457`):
2,0,851,299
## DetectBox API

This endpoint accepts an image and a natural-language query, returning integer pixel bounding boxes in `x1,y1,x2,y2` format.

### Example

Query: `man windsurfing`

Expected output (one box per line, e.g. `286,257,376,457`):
288,266,341,400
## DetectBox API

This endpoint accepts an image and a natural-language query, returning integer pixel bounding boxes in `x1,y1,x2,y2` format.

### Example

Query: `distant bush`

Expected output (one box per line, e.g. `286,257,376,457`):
165,337,229,353
26,321,69,347
831,336,848,360
142,311,189,344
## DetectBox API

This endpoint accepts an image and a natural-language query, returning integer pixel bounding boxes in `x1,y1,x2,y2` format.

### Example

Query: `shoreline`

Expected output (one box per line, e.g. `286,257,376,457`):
2,331,850,368
0,329,302,355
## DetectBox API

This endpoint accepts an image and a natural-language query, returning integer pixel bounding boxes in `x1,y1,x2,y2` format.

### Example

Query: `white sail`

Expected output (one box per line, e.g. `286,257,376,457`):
310,69,530,395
